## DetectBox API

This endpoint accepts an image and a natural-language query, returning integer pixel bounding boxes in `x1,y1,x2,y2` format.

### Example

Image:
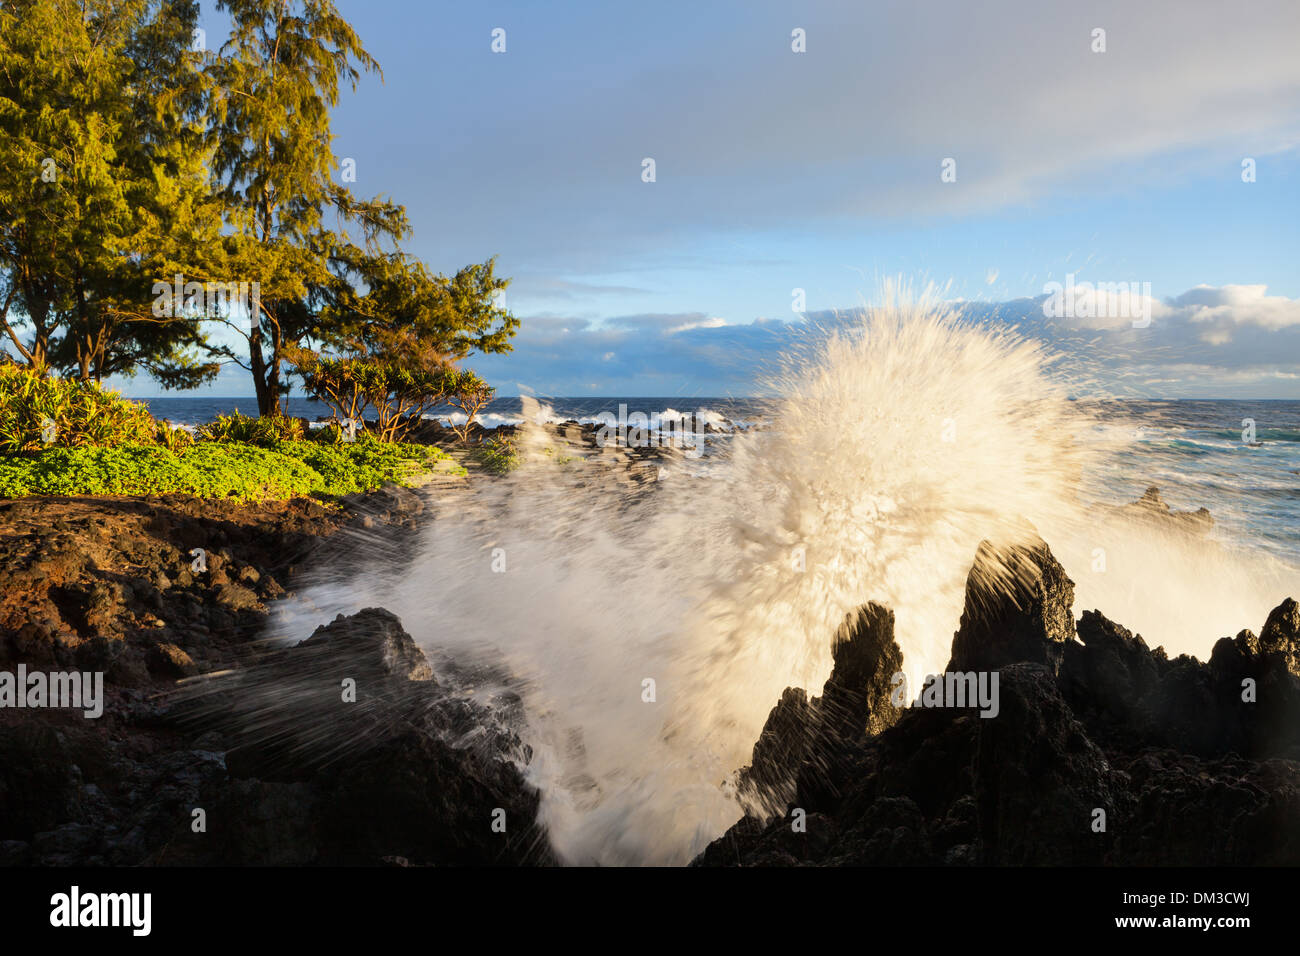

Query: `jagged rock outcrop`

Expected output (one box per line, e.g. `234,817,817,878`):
947,538,1074,674
973,664,1116,865
696,533,1300,866
1057,600,1300,760
1260,598,1300,676
736,602,902,817
823,603,906,740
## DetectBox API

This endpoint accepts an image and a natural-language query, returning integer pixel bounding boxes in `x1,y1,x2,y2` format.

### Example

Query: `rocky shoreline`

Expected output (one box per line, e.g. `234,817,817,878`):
1,473,1297,866
0,482,542,866
697,538,1300,866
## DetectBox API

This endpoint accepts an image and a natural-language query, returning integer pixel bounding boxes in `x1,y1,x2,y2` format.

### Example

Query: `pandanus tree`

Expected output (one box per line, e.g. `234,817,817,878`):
289,247,513,439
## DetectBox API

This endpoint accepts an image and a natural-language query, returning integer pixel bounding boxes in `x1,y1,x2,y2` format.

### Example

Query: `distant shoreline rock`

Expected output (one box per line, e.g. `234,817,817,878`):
1114,485,1214,535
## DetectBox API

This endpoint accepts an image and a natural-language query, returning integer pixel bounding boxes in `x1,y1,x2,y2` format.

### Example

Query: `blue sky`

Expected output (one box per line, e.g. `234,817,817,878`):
122,0,1300,397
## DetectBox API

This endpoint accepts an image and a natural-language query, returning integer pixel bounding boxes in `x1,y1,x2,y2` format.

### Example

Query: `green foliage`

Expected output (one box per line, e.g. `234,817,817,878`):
0,438,460,501
0,0,222,384
291,349,470,442
541,445,577,466
320,252,519,364
0,0,515,419
292,343,493,444
155,422,195,453
199,410,305,447
0,363,156,452
287,350,366,425
0,362,464,497
477,434,520,475
203,0,409,415
0,444,319,499
275,437,461,495
311,421,351,445
296,249,512,440
445,371,495,442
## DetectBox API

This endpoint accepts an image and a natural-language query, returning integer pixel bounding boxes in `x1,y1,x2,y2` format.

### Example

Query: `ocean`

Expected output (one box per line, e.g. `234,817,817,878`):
137,395,769,428
1084,400,1300,568
140,395,1300,569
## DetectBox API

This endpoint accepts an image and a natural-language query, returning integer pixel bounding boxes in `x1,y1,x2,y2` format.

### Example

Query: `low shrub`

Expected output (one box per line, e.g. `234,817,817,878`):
0,364,156,452
199,410,304,447
0,366,466,500
275,437,462,495
155,422,195,453
477,434,520,474
0,444,318,499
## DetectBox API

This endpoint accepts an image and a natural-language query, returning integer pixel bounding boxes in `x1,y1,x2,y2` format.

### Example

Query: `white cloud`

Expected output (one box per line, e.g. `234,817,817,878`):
462,285,1300,397
666,316,728,334
1174,284,1300,336
104,285,1299,399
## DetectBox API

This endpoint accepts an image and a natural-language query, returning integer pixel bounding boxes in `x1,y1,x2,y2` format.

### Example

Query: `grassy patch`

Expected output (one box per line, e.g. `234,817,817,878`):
0,438,463,501
274,438,464,496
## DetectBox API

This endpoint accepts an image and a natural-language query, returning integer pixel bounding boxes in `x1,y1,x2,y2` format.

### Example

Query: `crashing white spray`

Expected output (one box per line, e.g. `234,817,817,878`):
278,290,1294,865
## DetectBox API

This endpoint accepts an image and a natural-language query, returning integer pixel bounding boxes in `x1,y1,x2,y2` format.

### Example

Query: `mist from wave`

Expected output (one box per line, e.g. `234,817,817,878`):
256,291,1294,865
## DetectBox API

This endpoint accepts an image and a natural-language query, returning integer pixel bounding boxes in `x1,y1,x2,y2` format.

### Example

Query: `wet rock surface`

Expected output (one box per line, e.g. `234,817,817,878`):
696,535,1300,866
0,604,548,866
948,538,1076,674
164,608,548,865
738,602,903,817
0,489,551,866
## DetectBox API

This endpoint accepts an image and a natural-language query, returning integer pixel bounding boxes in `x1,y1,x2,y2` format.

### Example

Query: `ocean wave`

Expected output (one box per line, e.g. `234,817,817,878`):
431,404,749,432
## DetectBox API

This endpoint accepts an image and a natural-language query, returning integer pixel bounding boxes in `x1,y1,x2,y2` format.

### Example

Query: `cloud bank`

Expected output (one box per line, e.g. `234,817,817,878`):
467,284,1300,398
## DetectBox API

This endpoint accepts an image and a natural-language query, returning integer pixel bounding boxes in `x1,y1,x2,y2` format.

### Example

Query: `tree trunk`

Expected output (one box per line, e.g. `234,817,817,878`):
266,324,283,417
249,325,271,416
263,363,281,417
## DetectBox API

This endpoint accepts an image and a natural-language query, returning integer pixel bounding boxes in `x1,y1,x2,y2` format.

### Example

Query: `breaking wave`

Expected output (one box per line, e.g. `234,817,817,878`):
278,289,1295,865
